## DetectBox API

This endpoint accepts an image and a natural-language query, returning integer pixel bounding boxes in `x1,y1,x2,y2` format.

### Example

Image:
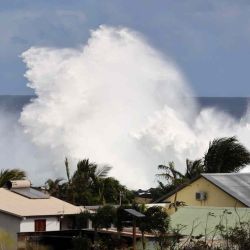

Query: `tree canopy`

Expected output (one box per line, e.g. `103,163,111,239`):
204,136,250,173
44,158,134,206
0,169,26,187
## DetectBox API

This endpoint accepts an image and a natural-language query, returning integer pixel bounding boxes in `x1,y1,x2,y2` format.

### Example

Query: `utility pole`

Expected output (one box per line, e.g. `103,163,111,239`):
119,191,123,206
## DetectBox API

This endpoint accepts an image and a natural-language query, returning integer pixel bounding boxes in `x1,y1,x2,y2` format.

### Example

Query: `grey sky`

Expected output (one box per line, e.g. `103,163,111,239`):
1,0,250,96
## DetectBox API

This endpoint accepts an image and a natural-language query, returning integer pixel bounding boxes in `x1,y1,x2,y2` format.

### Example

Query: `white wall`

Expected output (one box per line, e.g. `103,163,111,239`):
20,217,60,232
46,217,60,231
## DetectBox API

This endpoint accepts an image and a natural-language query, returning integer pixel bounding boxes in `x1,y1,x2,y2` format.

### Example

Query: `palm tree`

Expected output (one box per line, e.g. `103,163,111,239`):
70,159,112,205
0,169,26,187
184,158,204,179
45,178,63,197
71,159,111,187
204,136,250,173
157,162,186,211
157,161,184,186
89,164,113,205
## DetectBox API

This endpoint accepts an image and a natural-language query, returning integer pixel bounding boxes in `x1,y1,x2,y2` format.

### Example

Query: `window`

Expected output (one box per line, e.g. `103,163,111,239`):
35,219,46,232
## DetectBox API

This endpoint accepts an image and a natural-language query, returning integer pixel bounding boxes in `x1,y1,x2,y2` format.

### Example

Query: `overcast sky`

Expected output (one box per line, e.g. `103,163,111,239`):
1,0,250,96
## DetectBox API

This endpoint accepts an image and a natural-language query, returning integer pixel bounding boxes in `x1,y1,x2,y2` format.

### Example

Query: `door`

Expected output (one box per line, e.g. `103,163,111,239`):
35,219,46,232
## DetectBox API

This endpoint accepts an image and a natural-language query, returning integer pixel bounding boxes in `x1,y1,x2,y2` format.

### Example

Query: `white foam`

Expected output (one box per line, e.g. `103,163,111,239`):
16,26,250,188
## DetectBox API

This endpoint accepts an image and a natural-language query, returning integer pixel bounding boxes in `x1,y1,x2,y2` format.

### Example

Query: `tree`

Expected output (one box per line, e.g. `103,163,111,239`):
91,205,116,246
95,177,134,205
144,206,170,250
74,211,92,229
204,136,250,173
157,162,187,211
45,178,63,197
70,159,97,205
114,206,125,236
71,159,112,205
91,205,116,230
46,158,132,206
184,159,204,180
0,169,26,187
157,162,184,186
63,158,112,205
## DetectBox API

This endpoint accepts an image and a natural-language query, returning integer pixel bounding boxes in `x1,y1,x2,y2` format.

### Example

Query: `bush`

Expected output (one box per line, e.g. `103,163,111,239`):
72,235,92,250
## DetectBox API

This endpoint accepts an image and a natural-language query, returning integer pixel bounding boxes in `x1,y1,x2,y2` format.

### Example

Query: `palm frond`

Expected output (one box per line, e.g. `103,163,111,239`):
95,165,112,178
157,162,184,184
204,136,250,173
0,169,26,187
185,158,204,179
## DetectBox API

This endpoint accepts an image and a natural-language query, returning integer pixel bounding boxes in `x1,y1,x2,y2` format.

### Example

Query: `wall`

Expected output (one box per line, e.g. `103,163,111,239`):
20,217,60,232
164,177,245,213
0,212,21,248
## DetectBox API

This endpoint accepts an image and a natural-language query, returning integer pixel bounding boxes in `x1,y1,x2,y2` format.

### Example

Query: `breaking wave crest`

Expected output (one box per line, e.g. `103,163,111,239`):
16,26,250,188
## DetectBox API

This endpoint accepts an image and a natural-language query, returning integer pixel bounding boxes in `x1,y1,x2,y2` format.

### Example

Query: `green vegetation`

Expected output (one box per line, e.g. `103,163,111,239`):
139,206,170,250
45,158,134,206
92,205,116,230
0,228,14,250
204,136,250,173
0,168,26,187
72,235,92,250
72,204,171,250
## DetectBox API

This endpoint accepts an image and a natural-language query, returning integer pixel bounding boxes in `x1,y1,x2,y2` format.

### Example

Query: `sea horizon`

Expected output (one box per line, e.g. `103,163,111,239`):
0,95,248,119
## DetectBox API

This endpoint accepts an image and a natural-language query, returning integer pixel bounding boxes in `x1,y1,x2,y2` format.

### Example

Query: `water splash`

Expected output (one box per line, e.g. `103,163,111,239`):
19,26,250,188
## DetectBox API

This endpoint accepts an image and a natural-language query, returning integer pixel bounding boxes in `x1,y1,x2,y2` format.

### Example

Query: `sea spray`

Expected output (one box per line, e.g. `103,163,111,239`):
0,108,55,182
18,25,250,188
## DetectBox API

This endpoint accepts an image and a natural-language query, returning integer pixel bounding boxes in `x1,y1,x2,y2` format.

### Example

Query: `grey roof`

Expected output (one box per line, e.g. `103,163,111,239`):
124,209,145,218
202,173,250,207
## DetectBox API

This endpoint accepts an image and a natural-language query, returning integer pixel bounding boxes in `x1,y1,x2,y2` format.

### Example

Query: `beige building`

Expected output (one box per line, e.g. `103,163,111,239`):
155,173,250,213
0,180,83,249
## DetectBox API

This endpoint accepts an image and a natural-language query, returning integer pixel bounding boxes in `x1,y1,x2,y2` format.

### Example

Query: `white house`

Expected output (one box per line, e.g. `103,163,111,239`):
0,180,83,248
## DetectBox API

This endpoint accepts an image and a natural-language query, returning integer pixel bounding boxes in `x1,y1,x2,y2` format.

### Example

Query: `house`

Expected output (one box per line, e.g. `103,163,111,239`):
0,180,83,248
170,206,250,238
134,189,153,204
154,173,250,211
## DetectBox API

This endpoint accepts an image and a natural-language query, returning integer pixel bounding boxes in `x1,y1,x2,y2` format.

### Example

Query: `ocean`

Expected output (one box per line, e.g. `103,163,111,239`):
0,95,248,119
